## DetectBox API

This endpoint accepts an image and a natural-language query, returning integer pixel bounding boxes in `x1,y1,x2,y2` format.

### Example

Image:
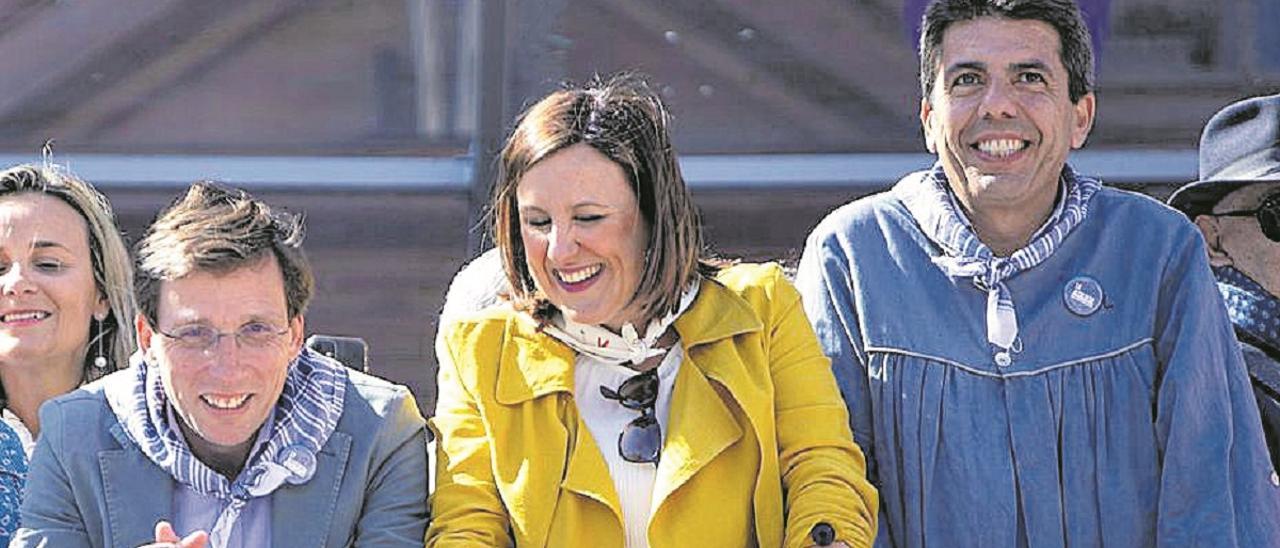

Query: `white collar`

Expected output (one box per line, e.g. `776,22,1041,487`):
2,407,36,460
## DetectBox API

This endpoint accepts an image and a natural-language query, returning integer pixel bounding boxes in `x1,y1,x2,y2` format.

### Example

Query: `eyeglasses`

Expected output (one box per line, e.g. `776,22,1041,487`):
1214,192,1280,242
155,321,290,354
599,368,661,464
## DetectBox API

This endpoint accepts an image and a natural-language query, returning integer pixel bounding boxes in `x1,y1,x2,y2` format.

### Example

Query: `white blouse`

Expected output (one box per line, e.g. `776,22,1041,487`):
1,408,35,460
573,344,682,548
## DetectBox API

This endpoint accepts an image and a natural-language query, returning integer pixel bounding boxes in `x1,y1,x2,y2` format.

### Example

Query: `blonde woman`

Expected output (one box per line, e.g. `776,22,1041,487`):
0,164,135,542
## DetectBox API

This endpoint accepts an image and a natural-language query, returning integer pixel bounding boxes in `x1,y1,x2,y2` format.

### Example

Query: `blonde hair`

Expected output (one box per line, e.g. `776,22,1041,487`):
491,73,720,325
0,164,137,398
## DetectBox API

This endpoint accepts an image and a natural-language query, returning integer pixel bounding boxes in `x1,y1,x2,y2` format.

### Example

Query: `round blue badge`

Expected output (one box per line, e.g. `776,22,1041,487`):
279,445,317,485
1063,276,1104,317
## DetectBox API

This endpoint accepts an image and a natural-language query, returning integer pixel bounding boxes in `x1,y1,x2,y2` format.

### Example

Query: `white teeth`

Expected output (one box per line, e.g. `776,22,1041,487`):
203,394,250,410
976,139,1027,157
1,311,49,323
556,264,602,284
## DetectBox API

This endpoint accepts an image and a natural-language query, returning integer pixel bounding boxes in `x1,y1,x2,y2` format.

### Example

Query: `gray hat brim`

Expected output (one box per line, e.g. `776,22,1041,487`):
1168,168,1280,218
1169,179,1270,218
1168,93,1280,217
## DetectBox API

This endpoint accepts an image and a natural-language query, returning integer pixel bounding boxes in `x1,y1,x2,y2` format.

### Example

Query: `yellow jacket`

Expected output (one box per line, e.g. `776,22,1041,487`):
428,263,877,547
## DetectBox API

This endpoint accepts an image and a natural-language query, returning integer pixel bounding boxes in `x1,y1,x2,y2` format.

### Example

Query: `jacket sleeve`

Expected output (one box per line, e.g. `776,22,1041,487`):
353,389,431,547
795,225,878,484
11,400,92,547
766,268,879,548
1151,229,1280,546
425,324,514,547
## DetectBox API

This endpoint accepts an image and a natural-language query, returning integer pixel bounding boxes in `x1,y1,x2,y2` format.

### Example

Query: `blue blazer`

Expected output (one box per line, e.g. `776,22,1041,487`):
13,367,429,547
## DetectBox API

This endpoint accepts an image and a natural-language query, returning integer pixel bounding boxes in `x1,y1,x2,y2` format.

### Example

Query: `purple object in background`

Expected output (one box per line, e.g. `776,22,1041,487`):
904,0,1111,66
1262,0,1280,69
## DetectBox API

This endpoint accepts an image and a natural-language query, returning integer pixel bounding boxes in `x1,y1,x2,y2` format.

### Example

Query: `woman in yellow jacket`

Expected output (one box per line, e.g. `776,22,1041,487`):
428,73,878,548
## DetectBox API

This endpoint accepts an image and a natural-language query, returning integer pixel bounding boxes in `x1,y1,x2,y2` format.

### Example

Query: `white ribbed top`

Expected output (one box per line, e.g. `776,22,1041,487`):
573,344,682,548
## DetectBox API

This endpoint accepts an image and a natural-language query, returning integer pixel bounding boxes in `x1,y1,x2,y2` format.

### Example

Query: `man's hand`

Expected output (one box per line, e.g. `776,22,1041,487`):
137,521,209,548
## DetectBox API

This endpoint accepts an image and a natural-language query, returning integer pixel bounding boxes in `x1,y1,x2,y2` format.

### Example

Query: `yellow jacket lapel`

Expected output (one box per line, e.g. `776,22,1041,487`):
495,318,576,405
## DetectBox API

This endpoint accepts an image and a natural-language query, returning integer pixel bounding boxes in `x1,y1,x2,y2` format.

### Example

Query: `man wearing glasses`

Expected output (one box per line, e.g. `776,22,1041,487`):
1169,93,1280,471
14,183,429,548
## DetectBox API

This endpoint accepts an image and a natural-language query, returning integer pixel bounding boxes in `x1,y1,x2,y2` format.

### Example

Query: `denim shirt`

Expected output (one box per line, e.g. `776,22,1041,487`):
795,179,1280,547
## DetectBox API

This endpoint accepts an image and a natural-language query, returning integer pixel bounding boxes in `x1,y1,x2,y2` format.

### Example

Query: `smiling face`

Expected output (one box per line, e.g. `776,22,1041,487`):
137,254,303,469
516,143,650,331
0,193,105,376
921,16,1095,218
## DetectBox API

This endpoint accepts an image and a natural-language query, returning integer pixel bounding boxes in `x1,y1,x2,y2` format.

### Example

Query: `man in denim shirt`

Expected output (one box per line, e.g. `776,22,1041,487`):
795,0,1280,546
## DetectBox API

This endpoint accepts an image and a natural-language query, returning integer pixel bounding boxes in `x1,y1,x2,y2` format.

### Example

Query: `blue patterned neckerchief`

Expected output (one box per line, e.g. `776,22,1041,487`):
1216,265,1280,353
105,348,347,548
897,163,1102,351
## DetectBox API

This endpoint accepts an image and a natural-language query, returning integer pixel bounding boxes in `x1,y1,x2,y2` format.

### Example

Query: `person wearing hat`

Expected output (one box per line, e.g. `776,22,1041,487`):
1169,92,1280,470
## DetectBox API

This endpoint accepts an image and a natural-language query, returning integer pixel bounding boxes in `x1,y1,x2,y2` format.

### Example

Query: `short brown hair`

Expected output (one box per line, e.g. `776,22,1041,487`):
919,0,1094,103
491,73,717,324
0,164,136,398
135,182,313,326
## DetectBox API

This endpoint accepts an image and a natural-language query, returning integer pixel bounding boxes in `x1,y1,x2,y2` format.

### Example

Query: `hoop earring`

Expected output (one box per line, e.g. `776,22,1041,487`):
93,317,108,369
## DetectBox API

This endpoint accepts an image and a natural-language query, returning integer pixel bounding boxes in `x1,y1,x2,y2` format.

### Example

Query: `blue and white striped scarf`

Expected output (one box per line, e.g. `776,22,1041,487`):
897,164,1101,350
105,348,347,548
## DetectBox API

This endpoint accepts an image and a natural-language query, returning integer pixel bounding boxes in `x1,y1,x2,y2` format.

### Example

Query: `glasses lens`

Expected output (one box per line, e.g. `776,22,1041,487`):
171,325,218,350
237,322,286,348
614,370,658,409
1259,195,1280,242
619,413,661,464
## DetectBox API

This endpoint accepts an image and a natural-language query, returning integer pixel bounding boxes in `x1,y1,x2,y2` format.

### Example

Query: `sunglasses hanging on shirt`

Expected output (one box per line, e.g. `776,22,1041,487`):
599,368,662,465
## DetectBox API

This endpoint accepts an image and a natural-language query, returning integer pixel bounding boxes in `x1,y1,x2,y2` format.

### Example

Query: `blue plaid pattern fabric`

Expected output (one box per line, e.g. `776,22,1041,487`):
0,419,24,546
898,164,1102,350
105,348,347,548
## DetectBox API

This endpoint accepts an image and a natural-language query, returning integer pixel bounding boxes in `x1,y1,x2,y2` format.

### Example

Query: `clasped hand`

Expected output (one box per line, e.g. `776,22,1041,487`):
137,521,208,548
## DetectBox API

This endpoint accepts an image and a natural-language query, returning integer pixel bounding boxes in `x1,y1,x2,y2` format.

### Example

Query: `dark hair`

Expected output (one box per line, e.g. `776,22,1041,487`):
919,0,1094,103
491,72,719,325
135,182,313,326
0,164,136,404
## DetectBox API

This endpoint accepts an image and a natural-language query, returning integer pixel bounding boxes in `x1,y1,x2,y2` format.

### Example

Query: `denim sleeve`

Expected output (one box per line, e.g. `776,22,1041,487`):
795,225,877,484
762,268,877,547
1152,227,1280,546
